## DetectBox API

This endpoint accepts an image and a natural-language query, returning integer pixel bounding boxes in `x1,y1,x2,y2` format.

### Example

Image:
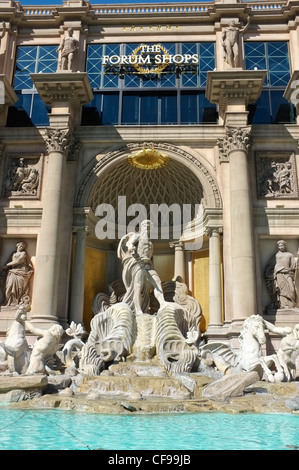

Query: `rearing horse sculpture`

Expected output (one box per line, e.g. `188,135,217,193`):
200,315,283,382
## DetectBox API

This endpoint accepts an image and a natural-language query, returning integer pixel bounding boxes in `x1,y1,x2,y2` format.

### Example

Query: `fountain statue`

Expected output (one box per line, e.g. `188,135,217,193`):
200,315,299,383
79,220,202,376
0,221,298,408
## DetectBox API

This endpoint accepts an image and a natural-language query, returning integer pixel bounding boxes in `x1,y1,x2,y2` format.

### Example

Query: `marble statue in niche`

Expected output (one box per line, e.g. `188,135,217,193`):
1,241,34,307
264,240,298,311
256,152,298,199
57,28,79,72
3,155,41,198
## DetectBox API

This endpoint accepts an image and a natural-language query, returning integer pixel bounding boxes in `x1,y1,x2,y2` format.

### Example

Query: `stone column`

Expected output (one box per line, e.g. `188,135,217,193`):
206,227,223,326
220,128,257,320
170,241,185,282
31,128,72,325
30,72,93,326
69,226,88,325
206,70,266,323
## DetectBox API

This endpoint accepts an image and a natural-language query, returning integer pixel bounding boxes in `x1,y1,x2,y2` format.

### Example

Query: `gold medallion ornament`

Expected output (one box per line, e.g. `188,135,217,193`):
131,44,170,75
128,147,169,170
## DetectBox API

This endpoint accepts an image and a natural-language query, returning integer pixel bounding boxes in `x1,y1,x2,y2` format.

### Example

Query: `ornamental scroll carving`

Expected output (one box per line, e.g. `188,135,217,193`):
44,128,73,155
256,151,298,199
217,127,251,162
2,154,43,199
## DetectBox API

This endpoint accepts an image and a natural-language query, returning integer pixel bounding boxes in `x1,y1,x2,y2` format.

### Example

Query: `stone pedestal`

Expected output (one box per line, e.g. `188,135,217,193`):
0,74,17,125
284,70,299,125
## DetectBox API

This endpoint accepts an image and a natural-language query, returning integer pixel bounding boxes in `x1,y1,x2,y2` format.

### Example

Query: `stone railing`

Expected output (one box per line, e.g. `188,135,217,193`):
20,0,287,17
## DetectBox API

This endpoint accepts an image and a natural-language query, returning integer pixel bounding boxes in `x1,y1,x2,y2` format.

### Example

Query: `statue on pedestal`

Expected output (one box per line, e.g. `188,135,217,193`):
221,19,249,68
264,240,298,311
57,28,79,72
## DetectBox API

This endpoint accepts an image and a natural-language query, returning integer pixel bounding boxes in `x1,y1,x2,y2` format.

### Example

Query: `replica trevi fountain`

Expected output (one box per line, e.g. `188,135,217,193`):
0,220,298,414
0,17,298,414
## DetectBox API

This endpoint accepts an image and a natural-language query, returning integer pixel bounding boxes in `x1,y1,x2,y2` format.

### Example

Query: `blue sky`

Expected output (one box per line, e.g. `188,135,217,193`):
19,0,212,5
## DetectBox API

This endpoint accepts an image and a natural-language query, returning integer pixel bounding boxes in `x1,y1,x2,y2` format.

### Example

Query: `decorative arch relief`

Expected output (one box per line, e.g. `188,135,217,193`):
76,142,222,210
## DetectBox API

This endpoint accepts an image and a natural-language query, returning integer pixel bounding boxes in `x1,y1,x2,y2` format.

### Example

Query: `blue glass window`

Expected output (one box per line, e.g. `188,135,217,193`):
84,42,216,125
8,45,57,126
244,41,295,124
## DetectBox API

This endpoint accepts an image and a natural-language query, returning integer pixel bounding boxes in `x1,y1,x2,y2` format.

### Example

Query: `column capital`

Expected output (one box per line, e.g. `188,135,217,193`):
72,224,90,236
44,127,73,155
205,226,223,237
169,240,184,250
217,126,251,162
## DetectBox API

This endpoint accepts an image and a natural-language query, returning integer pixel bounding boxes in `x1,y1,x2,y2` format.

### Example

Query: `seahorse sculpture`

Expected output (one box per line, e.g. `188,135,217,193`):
79,302,135,376
156,303,199,374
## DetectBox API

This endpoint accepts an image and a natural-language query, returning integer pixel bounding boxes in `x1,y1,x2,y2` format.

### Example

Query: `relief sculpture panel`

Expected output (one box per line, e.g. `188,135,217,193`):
2,153,43,199
255,151,298,199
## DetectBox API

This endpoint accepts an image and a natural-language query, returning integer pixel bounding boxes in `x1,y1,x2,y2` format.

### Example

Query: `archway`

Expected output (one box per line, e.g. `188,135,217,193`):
73,143,223,329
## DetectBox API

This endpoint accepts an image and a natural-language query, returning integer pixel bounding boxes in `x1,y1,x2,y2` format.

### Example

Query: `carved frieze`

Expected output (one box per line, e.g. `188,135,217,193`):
2,153,43,199
217,127,251,162
255,151,298,199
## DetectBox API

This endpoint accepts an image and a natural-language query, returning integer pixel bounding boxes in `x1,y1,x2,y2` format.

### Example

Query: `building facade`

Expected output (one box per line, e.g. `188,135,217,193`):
0,0,299,350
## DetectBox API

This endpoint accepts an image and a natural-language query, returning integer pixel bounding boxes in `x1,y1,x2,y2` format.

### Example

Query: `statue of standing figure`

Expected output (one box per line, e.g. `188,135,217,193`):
117,220,167,316
2,241,34,307
57,28,79,72
264,240,298,310
221,19,250,68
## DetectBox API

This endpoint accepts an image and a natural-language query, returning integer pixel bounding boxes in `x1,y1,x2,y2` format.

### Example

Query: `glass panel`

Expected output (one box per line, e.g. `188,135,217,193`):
271,90,296,124
36,46,57,74
248,90,271,124
122,93,139,124
31,94,50,126
82,94,103,125
161,93,177,124
14,46,38,90
198,93,217,123
140,94,158,124
102,93,119,124
86,44,103,88
181,92,198,124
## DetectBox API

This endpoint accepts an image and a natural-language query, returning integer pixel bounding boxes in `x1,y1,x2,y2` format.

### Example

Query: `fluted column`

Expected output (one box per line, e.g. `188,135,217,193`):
69,226,89,325
218,127,257,320
31,129,72,325
206,227,223,326
170,240,185,282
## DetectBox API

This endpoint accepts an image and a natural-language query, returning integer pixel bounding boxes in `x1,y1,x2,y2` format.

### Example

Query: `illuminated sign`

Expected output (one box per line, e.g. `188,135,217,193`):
102,44,198,75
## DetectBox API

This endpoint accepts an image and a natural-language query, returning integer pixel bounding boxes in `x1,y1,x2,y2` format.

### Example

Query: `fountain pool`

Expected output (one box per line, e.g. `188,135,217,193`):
0,407,298,450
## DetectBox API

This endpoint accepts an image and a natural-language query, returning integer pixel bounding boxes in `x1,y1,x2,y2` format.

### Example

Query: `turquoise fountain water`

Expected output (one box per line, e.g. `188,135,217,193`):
0,408,298,450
